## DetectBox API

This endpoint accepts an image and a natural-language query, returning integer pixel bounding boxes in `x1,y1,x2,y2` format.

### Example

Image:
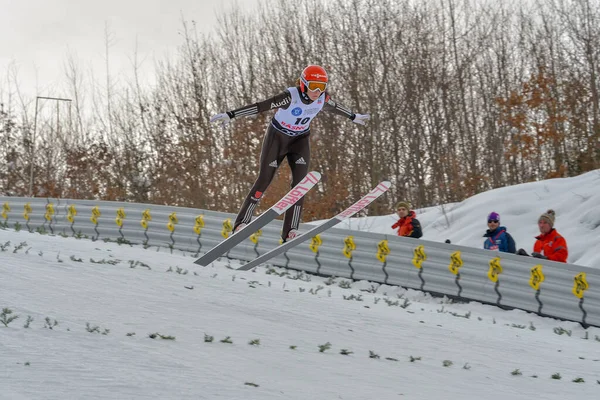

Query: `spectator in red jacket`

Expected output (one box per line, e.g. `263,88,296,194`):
516,209,568,263
391,201,422,238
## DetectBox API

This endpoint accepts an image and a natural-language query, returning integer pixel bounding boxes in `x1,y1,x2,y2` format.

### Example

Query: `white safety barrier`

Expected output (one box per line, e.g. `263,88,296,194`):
1,196,598,327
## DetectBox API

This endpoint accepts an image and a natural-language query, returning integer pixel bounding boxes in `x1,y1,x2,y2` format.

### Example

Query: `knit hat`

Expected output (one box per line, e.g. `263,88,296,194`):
539,209,556,228
487,211,500,222
395,201,411,210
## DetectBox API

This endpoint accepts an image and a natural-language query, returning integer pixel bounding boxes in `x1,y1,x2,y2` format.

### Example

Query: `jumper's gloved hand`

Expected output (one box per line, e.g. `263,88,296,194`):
352,113,370,126
531,252,548,260
210,112,231,127
516,248,529,256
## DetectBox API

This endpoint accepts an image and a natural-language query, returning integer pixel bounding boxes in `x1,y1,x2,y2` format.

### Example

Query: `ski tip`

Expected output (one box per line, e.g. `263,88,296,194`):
193,258,208,266
308,171,321,180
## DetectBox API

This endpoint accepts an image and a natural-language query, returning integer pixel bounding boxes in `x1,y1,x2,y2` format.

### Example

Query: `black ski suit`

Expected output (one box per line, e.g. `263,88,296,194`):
225,86,358,240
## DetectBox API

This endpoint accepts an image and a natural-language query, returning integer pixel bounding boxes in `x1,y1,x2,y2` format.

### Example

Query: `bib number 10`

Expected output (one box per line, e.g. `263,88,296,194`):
294,117,310,124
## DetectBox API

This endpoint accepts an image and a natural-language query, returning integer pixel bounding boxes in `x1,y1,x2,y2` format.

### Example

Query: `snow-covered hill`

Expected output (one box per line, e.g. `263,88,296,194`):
1,227,599,399
336,170,600,268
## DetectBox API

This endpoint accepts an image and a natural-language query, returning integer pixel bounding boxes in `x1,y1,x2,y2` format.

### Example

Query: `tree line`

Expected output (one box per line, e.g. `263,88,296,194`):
1,0,599,221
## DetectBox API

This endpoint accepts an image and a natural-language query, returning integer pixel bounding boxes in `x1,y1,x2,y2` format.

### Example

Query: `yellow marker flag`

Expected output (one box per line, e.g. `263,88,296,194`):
487,257,503,283
529,265,545,291
412,245,426,269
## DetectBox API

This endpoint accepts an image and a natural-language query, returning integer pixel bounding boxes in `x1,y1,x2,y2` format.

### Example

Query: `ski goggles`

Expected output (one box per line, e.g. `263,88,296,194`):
303,78,327,92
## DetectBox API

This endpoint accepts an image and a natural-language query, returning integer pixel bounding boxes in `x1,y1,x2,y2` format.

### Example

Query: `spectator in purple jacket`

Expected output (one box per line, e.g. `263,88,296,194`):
483,212,516,254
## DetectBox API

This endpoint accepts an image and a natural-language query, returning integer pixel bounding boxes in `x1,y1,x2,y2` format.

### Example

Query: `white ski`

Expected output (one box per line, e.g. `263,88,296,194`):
237,181,391,271
194,171,322,266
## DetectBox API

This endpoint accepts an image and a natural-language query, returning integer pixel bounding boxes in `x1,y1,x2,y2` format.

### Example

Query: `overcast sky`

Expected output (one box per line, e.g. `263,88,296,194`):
0,0,260,99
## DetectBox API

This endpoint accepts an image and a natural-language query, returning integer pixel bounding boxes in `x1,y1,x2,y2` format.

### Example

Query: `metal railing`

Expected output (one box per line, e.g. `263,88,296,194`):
1,196,597,328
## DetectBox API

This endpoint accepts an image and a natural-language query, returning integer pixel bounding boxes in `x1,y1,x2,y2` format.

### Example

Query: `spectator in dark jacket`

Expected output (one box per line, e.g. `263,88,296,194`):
391,201,422,238
483,211,516,253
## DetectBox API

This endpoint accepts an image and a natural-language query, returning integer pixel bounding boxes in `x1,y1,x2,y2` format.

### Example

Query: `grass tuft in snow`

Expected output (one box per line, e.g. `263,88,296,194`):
323,276,336,285
338,280,352,289
443,360,453,367
90,258,120,265
449,311,470,319
13,241,27,253
128,260,151,270
553,327,572,336
343,294,363,301
384,298,400,307
572,377,585,383
220,336,233,344
265,267,289,277
23,316,33,328
86,323,110,335
359,284,379,294
318,342,332,353
44,317,58,329
204,334,214,343
340,349,353,356
409,356,422,362
511,369,522,376
149,333,175,340
529,322,536,331
369,350,380,359
1,307,19,327
288,271,310,282
244,382,259,387
248,339,260,346
111,237,132,246
551,373,562,380
309,285,324,295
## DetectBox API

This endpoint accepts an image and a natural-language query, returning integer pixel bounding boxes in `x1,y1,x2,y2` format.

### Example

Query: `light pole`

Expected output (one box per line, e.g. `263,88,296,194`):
30,96,72,196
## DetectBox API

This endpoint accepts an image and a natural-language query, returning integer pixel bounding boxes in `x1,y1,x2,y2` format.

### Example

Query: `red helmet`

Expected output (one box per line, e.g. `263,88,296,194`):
300,65,328,93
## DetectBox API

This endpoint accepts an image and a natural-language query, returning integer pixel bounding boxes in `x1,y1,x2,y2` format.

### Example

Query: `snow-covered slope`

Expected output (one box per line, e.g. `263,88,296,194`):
337,170,600,268
1,229,599,399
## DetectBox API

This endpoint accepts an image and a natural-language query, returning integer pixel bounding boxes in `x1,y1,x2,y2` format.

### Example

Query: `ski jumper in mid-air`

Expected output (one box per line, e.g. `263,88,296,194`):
210,65,370,242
